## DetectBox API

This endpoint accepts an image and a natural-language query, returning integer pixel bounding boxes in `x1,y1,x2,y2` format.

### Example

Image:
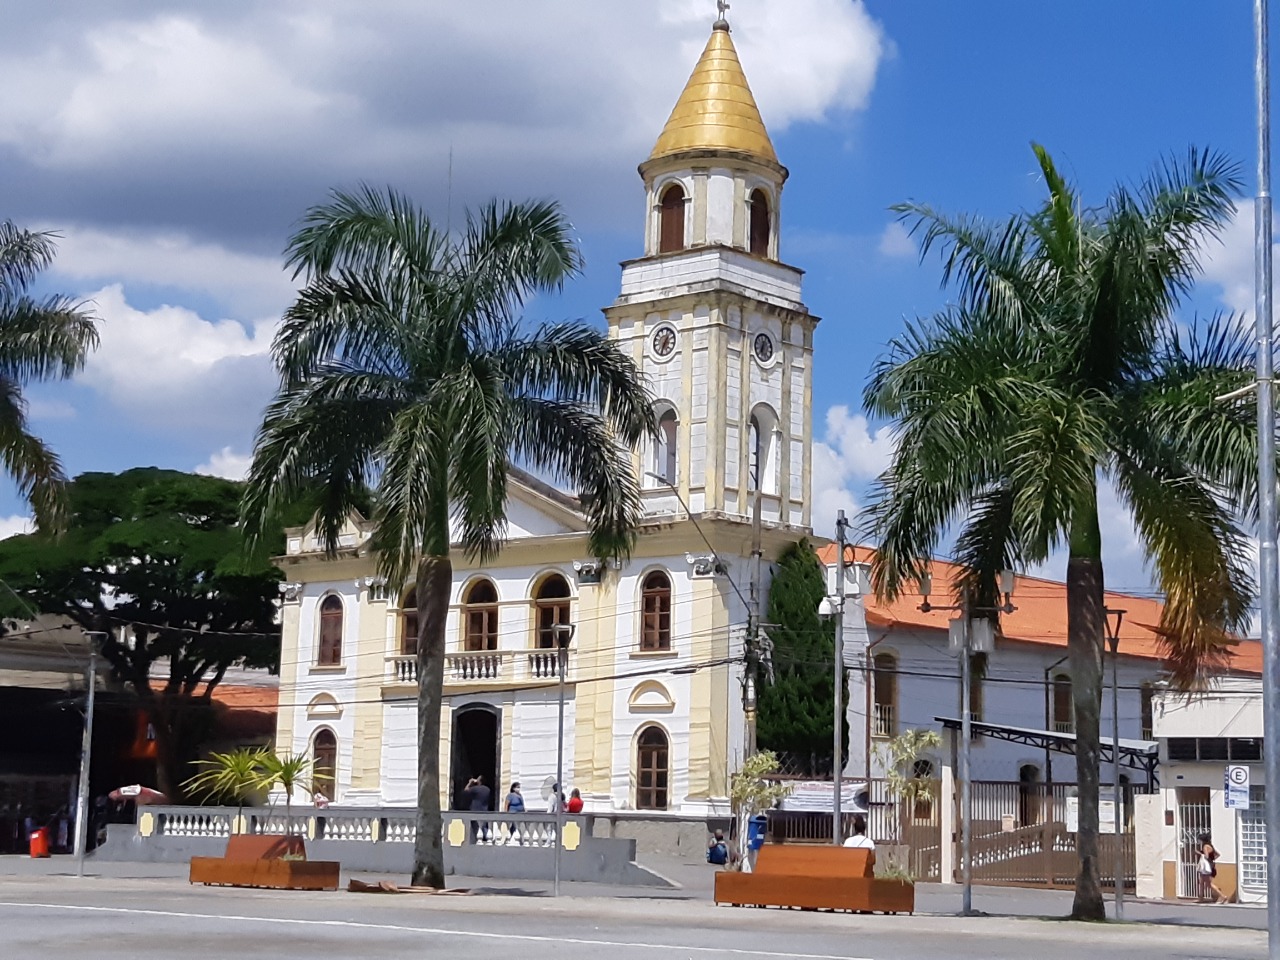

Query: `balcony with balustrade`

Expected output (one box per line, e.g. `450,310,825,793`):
384,647,573,694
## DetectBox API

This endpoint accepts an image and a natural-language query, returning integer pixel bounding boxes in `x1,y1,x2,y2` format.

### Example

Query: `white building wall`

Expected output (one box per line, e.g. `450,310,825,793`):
845,619,1160,785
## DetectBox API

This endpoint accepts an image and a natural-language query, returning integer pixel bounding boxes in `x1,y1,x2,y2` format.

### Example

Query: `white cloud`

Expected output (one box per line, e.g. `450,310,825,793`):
0,2,889,237
26,398,77,421
77,284,277,432
877,221,915,260
0,515,34,541
809,405,898,533
46,225,297,318
196,447,253,482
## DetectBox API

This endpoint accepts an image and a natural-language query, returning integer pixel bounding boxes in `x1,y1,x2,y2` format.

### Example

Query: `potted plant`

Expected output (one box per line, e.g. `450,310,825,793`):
184,747,271,832
728,750,793,872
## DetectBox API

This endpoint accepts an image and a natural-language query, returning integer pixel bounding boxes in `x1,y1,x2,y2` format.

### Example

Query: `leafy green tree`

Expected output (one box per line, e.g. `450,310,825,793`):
863,145,1258,919
241,187,654,888
756,539,838,770
0,221,98,532
0,468,284,799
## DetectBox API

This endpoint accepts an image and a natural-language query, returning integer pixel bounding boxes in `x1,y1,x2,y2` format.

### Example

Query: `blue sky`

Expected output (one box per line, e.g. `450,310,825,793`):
2,1,1271,598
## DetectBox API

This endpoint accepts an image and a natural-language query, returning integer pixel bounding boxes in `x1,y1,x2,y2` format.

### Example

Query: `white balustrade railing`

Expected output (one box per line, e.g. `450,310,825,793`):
145,806,579,851
386,649,573,685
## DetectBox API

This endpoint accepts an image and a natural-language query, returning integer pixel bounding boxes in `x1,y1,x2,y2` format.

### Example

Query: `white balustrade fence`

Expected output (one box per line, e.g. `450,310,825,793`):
386,649,573,685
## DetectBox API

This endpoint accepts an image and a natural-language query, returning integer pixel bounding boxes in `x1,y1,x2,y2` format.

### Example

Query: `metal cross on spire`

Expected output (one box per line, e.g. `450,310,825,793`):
715,0,731,27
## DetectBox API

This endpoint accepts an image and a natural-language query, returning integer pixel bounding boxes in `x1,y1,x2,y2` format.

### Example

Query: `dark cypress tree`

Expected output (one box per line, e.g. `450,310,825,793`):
756,538,841,773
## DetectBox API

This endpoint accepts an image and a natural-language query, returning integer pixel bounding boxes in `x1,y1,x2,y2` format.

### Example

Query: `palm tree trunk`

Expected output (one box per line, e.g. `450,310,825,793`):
411,553,451,888
1067,492,1106,921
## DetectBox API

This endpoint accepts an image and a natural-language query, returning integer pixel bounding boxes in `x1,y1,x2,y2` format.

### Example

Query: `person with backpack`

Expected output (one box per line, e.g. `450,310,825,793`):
707,829,729,867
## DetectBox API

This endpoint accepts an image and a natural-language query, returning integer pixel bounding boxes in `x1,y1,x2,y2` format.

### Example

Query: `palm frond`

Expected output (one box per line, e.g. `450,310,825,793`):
0,376,68,534
496,323,657,447
1111,447,1254,688
0,295,99,381
509,396,644,561
0,222,60,294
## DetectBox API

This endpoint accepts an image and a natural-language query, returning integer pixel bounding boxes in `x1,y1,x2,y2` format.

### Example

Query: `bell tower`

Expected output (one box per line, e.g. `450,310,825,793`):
605,12,817,530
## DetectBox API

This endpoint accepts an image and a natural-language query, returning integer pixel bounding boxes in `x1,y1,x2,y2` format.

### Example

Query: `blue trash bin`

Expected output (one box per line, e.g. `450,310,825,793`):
747,814,768,851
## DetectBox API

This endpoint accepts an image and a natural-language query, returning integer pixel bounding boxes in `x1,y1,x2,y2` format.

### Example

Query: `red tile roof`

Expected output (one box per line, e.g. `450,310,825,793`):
817,544,1262,675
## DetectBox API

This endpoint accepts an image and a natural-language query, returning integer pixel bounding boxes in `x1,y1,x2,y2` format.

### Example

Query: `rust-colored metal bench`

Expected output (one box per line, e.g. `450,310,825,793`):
714,845,914,914
189,834,341,891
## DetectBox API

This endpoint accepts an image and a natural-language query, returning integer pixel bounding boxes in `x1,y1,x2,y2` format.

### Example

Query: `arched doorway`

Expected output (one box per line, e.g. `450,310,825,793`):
450,704,500,811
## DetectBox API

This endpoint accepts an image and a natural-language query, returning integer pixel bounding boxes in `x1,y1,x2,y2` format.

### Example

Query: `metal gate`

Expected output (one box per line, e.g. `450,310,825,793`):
1176,792,1212,898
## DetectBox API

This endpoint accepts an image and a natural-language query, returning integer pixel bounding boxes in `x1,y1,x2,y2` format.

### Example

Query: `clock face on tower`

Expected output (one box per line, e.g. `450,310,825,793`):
652,325,677,359
753,332,774,364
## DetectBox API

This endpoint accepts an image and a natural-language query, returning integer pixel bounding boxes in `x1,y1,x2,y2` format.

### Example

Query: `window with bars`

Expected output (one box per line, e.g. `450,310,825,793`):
1140,683,1154,740
1052,675,1074,734
872,653,897,738
317,596,343,665
636,726,670,810
1167,737,1263,762
640,572,672,651
464,580,499,651
1241,785,1268,891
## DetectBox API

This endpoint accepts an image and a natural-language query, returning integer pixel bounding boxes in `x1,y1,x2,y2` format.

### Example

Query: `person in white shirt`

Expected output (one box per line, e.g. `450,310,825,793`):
841,814,876,866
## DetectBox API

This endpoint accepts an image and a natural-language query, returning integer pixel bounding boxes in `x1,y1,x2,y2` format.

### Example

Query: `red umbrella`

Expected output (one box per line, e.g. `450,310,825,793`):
108,785,168,805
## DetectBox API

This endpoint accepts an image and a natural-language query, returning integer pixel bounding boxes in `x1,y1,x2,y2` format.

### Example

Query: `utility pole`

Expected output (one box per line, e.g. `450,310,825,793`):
552,622,574,898
833,511,847,845
958,602,973,915
745,488,763,758
1252,2,1280,956
73,637,100,878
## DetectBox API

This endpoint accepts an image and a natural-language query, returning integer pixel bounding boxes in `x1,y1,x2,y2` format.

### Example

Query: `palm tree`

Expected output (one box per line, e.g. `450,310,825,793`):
0,221,98,532
862,145,1258,920
242,187,654,888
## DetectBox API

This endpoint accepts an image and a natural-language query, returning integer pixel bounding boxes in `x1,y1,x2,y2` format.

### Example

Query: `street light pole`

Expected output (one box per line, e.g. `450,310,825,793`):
1105,610,1126,921
833,511,847,845
552,622,575,898
73,635,102,877
919,574,1014,918
1253,2,1280,955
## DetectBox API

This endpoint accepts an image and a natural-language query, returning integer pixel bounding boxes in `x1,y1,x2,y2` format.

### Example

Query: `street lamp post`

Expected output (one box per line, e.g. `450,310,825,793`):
833,511,847,844
919,572,1015,918
1104,609,1126,921
552,622,576,898
73,632,105,878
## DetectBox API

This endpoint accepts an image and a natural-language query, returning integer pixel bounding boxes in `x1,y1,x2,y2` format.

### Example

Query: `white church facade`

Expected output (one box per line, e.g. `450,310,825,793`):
271,15,817,817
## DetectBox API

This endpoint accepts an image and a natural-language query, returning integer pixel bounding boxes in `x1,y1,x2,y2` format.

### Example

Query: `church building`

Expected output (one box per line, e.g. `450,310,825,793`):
272,12,818,816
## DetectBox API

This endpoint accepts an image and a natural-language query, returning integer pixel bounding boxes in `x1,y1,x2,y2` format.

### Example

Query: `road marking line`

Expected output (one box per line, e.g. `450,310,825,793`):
0,901,873,960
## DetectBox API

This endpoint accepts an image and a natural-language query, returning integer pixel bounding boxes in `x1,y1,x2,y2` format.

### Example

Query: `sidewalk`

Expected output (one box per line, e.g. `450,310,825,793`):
0,853,1264,931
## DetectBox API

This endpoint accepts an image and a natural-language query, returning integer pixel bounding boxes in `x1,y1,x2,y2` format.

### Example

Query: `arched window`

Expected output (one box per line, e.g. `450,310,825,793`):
317,595,343,666
464,580,499,651
912,759,936,821
640,572,672,652
535,574,572,649
1140,682,1154,740
312,729,337,801
748,405,778,495
1018,764,1041,826
749,189,771,257
400,588,418,657
654,408,678,485
872,652,897,738
636,726,670,810
659,184,686,254
1053,674,1074,734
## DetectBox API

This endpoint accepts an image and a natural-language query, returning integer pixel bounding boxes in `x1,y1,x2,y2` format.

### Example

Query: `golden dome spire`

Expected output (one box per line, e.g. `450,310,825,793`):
648,16,778,165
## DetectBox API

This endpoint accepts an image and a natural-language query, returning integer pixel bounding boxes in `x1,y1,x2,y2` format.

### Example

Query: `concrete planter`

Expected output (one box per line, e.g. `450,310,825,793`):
189,834,340,891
